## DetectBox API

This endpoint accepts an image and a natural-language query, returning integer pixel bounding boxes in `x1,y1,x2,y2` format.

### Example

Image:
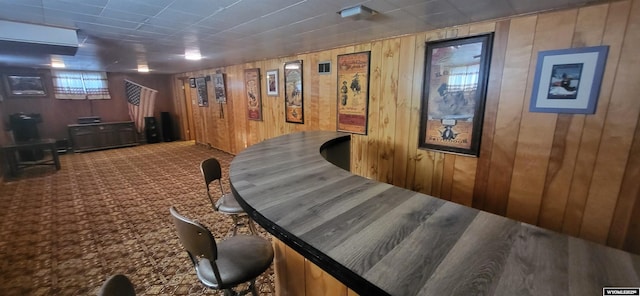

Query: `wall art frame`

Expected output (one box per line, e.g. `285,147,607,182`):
419,33,494,157
195,77,208,107
266,69,278,96
245,68,263,121
213,73,227,103
336,51,370,135
4,74,47,97
529,45,609,114
284,60,304,124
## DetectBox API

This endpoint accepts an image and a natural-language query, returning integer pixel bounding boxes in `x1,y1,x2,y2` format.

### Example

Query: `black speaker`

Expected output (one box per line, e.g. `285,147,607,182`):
144,116,160,144
160,112,174,142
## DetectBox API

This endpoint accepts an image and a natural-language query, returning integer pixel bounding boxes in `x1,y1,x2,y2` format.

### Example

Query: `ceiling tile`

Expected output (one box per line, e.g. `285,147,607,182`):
104,0,166,16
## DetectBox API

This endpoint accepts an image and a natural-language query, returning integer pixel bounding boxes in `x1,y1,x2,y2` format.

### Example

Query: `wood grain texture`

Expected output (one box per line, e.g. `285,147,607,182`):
472,20,509,210
173,1,640,256
537,5,608,231
507,10,577,224
230,131,640,296
484,15,537,215
562,0,631,236
580,0,640,243
392,35,417,188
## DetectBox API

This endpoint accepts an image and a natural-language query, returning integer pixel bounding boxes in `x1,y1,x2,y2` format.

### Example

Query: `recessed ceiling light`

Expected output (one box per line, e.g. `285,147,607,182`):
185,50,201,60
137,65,149,72
51,57,65,68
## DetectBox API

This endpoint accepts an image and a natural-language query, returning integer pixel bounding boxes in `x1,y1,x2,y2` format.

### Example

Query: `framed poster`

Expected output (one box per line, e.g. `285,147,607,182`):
419,33,494,157
245,68,262,121
195,77,208,107
5,74,47,97
213,73,227,103
189,77,196,88
529,46,608,114
284,60,303,124
336,51,370,134
266,69,278,96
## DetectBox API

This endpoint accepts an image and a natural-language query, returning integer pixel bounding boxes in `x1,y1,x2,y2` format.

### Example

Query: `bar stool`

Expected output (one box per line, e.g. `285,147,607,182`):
200,157,256,235
169,207,273,296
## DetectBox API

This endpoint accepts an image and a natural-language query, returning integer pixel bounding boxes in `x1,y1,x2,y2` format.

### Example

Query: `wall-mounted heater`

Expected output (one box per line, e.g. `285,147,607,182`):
0,20,78,56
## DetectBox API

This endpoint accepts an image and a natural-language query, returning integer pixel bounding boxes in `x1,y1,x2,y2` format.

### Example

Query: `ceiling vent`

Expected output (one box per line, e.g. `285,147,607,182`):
0,20,78,56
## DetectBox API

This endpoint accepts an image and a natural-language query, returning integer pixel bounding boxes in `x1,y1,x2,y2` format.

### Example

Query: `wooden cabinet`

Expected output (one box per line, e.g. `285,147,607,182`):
68,122,138,152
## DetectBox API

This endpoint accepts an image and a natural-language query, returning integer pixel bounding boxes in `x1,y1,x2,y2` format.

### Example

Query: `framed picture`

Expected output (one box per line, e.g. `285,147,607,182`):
195,77,208,107
336,51,370,135
213,73,227,103
245,68,263,121
284,60,303,124
266,69,278,96
189,77,196,88
529,46,609,114
5,74,47,97
419,33,494,157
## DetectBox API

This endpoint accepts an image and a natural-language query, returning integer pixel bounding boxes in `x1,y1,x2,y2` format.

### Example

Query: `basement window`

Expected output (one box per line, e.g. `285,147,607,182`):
51,70,111,100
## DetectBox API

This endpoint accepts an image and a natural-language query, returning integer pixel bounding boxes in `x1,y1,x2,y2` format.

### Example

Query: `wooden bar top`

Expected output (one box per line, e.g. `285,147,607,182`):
229,131,640,296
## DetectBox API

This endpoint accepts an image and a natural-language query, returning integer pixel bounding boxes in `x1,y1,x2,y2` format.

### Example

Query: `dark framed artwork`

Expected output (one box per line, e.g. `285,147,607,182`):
336,51,370,135
266,69,278,96
529,46,609,114
284,60,303,124
213,73,227,103
189,77,196,88
419,33,494,157
195,77,208,107
5,74,47,97
245,68,263,121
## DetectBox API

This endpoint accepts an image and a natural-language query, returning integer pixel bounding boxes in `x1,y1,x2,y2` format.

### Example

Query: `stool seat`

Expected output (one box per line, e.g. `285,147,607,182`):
215,193,245,214
195,235,274,289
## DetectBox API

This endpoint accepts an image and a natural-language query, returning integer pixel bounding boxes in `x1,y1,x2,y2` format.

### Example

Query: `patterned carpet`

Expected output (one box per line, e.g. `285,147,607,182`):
0,141,274,295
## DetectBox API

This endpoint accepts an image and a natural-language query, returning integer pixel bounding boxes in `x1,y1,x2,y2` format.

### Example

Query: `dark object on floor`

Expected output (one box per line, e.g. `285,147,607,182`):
144,116,159,144
170,207,274,296
201,157,257,235
98,274,135,296
160,111,174,142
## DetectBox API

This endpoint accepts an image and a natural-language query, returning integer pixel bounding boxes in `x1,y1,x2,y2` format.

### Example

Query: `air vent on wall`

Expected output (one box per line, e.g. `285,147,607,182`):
318,61,331,74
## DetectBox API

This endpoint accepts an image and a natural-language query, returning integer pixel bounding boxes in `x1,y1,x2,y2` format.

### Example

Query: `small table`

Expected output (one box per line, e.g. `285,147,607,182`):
1,138,60,177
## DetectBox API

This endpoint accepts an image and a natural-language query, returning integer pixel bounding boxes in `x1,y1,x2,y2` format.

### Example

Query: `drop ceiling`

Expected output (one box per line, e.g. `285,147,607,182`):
0,0,605,74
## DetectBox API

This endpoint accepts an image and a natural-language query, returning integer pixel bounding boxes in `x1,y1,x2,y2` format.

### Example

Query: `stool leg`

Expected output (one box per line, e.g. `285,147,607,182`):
249,279,259,296
247,217,257,235
230,214,239,236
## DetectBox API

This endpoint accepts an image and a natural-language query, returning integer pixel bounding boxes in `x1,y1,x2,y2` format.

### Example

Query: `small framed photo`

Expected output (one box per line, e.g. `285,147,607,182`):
5,74,47,97
189,78,196,88
266,69,278,96
530,46,609,114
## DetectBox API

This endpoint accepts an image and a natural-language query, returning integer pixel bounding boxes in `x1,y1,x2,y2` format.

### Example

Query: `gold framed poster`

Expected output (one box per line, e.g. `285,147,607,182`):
284,60,303,124
336,51,370,135
244,68,262,121
419,33,493,157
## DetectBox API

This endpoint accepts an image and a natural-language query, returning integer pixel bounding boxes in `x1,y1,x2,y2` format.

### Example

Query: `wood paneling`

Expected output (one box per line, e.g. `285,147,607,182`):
172,0,640,255
273,238,356,296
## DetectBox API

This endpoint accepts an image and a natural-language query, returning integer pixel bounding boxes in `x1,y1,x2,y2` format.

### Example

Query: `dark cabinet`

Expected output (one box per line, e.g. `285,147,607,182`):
68,122,138,152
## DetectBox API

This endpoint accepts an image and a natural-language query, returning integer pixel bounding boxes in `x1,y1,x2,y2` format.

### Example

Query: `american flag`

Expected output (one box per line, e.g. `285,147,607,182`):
125,80,157,133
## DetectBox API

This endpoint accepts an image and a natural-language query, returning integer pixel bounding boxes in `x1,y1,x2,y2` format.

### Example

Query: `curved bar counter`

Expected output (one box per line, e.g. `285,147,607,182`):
229,131,640,296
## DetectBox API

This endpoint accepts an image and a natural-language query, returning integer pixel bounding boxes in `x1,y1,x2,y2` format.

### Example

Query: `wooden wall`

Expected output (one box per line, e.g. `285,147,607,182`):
171,0,640,254
0,69,175,144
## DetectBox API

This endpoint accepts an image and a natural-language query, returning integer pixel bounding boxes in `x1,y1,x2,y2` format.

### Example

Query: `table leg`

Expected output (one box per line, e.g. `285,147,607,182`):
51,144,60,170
